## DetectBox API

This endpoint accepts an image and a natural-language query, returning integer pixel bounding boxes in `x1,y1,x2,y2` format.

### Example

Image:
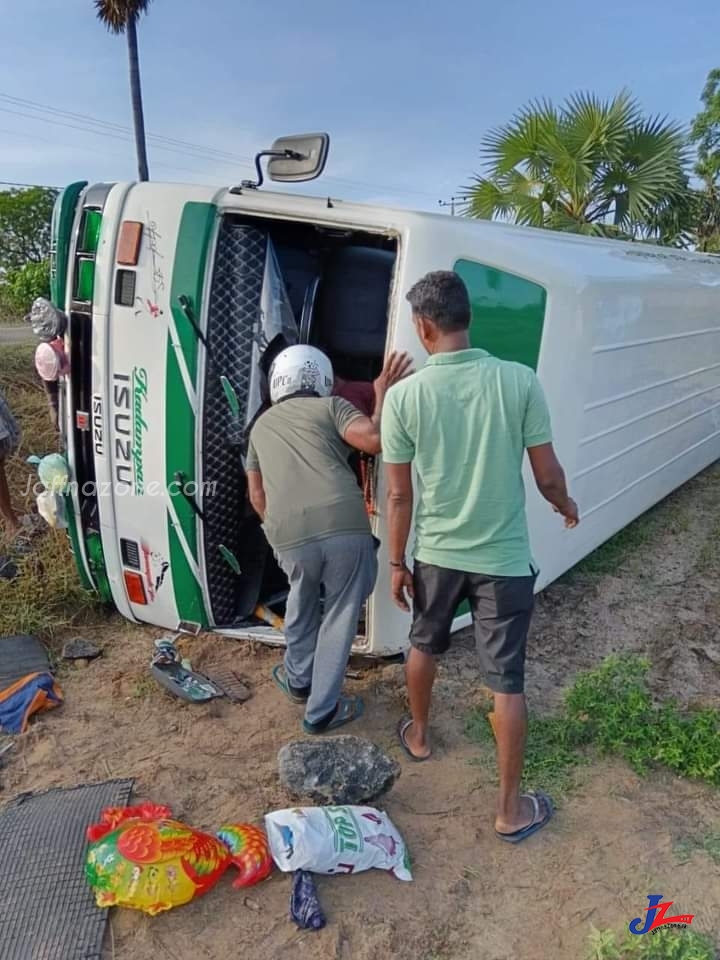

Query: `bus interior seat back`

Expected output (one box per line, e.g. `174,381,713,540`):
312,246,394,380
274,246,322,322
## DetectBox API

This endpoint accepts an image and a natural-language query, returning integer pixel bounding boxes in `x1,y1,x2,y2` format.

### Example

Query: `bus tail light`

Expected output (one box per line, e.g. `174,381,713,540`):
117,221,143,265
124,570,147,605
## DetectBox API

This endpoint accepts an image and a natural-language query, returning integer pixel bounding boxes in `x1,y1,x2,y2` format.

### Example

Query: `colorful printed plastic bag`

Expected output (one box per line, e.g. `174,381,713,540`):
265,805,412,881
86,804,273,915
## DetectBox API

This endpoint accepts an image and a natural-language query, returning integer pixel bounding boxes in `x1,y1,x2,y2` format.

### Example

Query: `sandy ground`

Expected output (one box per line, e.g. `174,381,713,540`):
2,466,720,959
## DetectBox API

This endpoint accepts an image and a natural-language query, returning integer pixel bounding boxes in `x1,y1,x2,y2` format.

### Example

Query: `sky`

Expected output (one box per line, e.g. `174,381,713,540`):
1,0,719,212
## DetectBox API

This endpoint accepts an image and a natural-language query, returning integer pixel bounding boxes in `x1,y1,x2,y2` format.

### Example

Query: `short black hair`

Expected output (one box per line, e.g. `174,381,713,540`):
406,271,471,332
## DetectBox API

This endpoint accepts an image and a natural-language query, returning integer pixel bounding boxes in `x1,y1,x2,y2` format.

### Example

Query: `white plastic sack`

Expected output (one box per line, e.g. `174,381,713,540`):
265,805,413,882
27,453,69,493
36,490,67,529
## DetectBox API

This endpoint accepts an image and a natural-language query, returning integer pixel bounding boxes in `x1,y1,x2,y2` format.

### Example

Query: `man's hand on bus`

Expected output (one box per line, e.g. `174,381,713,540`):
373,352,414,403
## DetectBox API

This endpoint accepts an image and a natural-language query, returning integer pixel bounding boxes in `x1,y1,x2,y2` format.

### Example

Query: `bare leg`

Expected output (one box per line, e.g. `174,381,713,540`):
0,460,18,535
493,692,536,833
403,647,435,759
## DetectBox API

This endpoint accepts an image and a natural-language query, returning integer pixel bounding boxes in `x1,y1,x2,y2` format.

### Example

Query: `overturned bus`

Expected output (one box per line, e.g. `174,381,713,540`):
50,134,720,656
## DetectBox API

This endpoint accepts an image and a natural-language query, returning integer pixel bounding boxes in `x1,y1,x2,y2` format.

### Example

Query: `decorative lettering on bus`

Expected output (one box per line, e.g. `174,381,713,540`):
112,369,149,493
131,367,149,494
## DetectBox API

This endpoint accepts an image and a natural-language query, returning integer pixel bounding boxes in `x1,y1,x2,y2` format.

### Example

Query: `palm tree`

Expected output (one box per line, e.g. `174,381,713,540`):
464,91,690,242
95,0,153,181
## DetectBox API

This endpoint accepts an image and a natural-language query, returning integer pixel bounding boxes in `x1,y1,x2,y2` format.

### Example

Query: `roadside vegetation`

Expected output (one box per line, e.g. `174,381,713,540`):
0,343,98,639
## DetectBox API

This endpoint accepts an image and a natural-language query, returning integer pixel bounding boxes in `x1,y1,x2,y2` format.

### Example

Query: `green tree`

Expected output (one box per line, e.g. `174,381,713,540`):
0,187,57,273
464,91,690,242
2,261,51,315
690,68,720,253
95,0,153,181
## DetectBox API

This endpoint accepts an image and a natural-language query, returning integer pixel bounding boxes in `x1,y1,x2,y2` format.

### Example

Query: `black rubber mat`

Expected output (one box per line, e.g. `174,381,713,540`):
0,778,134,960
0,635,50,688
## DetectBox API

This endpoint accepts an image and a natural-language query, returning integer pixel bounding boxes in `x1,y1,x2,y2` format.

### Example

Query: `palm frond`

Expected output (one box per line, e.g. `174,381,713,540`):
511,193,547,228
480,99,558,179
461,178,514,220
562,90,640,163
95,0,152,34
466,88,691,240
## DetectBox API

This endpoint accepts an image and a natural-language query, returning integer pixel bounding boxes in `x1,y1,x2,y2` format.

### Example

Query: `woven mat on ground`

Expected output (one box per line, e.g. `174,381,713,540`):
0,778,134,960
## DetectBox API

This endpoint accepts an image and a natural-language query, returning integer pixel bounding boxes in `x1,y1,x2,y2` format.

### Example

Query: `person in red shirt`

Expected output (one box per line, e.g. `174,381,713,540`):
332,377,376,416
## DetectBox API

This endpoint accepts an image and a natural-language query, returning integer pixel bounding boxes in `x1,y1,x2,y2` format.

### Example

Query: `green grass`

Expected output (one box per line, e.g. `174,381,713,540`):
466,704,589,796
695,513,720,573
587,926,716,960
0,343,100,642
572,494,690,577
674,831,720,866
466,655,720,795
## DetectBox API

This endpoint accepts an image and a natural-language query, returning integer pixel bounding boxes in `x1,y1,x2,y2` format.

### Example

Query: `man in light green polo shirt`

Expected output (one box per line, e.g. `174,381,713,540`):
382,270,578,845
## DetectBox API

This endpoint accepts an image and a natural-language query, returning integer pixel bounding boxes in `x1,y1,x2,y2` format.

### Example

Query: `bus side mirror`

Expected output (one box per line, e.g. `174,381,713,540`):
232,134,331,193
267,134,330,183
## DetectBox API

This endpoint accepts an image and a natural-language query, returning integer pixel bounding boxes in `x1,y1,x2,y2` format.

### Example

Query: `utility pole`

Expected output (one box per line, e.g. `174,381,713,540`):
438,197,460,216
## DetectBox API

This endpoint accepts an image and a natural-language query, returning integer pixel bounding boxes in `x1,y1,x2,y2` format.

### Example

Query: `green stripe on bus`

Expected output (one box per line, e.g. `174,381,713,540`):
166,201,216,624
50,181,87,309
63,493,94,591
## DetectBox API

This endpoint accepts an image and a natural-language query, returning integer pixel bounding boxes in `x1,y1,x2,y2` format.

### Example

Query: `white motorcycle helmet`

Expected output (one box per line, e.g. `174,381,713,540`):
268,345,334,404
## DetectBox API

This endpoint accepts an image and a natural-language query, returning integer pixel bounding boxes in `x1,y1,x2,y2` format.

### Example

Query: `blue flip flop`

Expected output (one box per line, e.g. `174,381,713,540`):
303,695,365,735
495,791,555,844
272,664,310,704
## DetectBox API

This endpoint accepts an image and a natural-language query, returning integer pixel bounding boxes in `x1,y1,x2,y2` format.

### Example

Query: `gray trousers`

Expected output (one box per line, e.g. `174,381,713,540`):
275,533,378,725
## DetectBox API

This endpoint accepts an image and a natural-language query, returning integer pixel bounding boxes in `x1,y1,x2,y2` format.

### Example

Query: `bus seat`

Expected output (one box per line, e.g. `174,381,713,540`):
312,247,394,378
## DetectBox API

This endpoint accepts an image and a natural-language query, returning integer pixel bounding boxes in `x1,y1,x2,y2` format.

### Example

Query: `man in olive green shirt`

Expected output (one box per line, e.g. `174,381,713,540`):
246,345,411,734
382,271,578,845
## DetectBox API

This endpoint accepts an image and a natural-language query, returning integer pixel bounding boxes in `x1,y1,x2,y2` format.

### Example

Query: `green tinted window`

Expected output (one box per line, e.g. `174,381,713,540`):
454,259,546,371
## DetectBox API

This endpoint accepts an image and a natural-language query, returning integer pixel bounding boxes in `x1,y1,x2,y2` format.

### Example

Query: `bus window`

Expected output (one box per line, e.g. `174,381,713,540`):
454,259,546,371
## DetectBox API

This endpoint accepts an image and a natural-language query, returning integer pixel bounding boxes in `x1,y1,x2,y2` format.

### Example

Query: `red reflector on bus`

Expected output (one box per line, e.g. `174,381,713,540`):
117,221,143,265
76,411,90,431
124,570,147,605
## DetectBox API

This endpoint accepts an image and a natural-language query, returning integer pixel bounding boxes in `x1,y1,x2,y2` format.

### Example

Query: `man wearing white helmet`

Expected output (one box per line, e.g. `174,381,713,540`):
246,344,412,733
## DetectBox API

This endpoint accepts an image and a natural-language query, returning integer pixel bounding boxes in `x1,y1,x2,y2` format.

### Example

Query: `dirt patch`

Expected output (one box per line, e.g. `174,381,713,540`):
2,467,720,958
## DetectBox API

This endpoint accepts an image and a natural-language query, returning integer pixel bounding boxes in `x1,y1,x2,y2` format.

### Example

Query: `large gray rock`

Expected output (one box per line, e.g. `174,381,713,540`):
278,736,400,805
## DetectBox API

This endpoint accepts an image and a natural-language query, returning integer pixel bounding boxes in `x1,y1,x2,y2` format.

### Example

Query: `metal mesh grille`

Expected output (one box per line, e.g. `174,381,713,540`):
0,779,134,960
202,223,267,624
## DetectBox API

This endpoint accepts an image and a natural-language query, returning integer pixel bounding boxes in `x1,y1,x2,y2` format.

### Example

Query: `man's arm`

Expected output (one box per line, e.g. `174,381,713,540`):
526,444,578,528
385,462,415,611
342,352,413,455
246,469,266,521
522,372,578,529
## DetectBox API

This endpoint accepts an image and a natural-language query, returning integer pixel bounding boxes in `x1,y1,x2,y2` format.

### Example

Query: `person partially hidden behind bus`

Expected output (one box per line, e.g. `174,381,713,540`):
0,388,21,541
332,376,375,416
246,344,412,734
382,271,579,844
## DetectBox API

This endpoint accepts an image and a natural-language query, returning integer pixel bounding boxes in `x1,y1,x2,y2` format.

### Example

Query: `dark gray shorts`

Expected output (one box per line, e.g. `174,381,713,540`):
409,561,537,694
